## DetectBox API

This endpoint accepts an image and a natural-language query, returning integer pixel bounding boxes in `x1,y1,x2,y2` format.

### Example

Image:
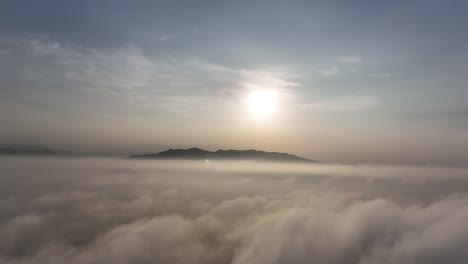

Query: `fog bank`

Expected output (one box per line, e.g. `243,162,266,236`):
1,157,468,264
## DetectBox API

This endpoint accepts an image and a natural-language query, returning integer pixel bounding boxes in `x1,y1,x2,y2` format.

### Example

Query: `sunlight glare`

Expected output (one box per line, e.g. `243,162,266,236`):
247,89,278,117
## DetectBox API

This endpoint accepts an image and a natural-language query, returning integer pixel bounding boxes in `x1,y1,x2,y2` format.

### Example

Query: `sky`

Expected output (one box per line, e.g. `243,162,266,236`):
1,0,468,165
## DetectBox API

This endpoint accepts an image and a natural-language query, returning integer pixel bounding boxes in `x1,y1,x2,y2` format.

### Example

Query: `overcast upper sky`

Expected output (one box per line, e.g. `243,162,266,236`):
1,0,467,164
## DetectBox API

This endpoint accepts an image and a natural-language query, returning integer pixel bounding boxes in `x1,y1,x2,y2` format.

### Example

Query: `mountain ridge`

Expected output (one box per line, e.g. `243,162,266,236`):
129,147,319,163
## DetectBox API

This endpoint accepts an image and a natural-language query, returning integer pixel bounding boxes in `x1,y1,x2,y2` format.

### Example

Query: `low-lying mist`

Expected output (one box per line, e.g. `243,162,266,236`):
1,157,468,264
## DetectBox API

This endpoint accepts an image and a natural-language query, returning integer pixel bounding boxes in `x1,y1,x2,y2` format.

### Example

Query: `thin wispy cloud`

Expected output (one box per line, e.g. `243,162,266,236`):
365,72,401,78
318,56,361,78
319,65,340,78
317,56,401,80
301,95,380,112
1,34,308,121
338,55,362,64
158,34,176,41
28,39,62,55
4,34,397,123
2,36,183,92
239,68,300,90
64,47,161,89
187,58,300,97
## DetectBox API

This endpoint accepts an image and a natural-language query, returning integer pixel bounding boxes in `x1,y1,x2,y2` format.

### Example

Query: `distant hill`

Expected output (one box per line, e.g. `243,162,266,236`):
0,144,74,156
129,147,319,163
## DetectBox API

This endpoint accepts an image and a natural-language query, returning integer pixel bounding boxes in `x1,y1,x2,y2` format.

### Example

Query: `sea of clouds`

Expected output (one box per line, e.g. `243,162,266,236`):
1,157,468,264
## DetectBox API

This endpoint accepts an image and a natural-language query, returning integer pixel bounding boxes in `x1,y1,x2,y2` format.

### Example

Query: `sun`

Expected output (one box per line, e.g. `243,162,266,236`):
246,89,278,117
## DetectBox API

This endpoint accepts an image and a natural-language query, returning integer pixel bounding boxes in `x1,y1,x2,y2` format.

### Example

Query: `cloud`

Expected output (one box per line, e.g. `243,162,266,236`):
1,34,300,101
301,95,380,112
1,35,170,92
0,35,247,118
1,158,468,264
0,35,302,117
239,68,300,90
158,34,176,41
323,56,400,80
28,40,62,55
187,59,300,88
365,72,401,78
187,58,300,100
232,195,468,264
319,65,340,78
63,46,161,89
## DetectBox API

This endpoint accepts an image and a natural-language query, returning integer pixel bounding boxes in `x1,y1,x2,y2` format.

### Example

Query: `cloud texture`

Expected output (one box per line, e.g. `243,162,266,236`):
1,157,468,264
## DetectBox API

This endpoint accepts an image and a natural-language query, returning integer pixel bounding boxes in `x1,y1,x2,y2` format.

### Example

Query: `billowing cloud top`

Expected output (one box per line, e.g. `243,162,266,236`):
1,157,468,264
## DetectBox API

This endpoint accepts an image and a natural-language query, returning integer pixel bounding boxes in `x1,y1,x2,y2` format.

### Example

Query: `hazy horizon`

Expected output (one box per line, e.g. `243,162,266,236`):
2,143,467,167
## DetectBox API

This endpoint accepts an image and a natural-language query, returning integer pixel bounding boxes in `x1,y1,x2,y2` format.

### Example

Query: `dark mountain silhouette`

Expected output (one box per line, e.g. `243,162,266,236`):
0,144,74,156
129,147,319,163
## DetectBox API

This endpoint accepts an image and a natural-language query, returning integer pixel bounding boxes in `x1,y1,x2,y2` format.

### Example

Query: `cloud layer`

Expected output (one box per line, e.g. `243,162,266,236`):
1,158,468,264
